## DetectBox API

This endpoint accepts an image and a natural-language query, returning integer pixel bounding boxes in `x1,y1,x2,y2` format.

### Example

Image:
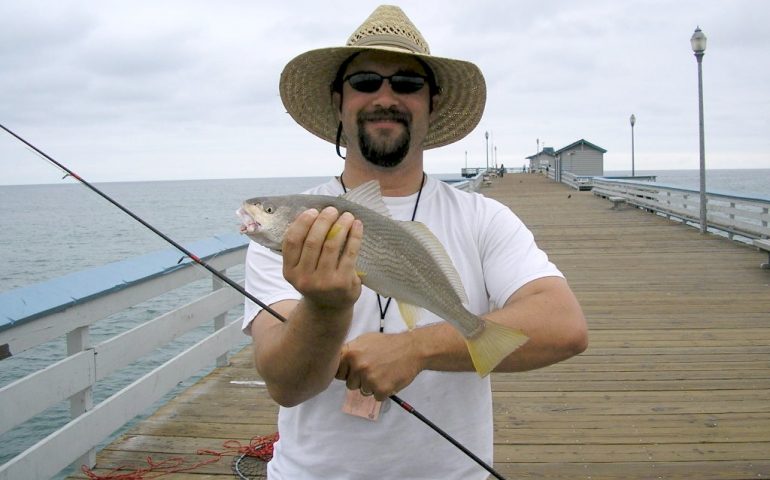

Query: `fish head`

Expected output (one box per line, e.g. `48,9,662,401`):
237,197,302,253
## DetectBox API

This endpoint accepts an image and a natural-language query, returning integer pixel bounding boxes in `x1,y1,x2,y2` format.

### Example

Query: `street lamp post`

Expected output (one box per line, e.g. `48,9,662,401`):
629,114,636,177
691,26,708,234
485,131,489,173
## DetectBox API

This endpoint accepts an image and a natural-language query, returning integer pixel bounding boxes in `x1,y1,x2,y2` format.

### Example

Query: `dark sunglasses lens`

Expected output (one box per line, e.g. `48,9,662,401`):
347,73,427,94
348,73,384,93
390,76,426,94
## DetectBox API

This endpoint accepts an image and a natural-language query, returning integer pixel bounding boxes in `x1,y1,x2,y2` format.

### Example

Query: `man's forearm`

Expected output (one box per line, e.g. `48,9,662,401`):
253,299,353,406
413,277,587,374
252,207,363,406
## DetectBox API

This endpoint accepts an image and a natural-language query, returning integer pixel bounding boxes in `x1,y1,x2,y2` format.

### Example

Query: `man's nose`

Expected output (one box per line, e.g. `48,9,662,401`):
371,81,400,108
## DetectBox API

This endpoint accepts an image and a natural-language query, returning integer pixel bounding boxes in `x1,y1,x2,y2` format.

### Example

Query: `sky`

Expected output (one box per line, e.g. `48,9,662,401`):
1,0,768,185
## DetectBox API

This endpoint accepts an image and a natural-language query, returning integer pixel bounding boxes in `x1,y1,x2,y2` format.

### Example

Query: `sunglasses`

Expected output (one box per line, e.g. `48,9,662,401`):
344,72,428,94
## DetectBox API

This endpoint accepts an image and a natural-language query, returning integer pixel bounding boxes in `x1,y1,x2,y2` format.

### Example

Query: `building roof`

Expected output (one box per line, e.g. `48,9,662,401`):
526,147,556,160
555,139,607,154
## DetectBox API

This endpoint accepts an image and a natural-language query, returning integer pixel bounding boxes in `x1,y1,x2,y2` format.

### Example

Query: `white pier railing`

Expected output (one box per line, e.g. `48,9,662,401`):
559,171,594,191
0,177,485,480
590,178,770,241
0,234,249,480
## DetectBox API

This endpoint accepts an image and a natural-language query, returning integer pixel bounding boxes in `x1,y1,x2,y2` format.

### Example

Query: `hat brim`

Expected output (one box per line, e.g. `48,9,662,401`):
279,46,486,150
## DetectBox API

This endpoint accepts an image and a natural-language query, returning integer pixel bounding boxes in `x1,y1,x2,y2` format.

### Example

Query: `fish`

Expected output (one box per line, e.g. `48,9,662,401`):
236,180,528,377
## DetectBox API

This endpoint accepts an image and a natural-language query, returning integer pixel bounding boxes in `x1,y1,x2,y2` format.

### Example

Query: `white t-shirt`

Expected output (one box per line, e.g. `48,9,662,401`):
243,175,563,480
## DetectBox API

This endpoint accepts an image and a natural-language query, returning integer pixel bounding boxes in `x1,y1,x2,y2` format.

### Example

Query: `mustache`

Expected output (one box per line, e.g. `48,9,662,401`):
358,107,411,125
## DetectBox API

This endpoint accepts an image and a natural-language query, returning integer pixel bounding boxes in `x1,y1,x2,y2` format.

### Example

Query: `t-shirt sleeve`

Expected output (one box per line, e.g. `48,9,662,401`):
478,201,563,310
242,240,301,334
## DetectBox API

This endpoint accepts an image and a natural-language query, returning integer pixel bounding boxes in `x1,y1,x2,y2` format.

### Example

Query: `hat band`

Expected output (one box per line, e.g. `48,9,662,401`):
351,34,427,54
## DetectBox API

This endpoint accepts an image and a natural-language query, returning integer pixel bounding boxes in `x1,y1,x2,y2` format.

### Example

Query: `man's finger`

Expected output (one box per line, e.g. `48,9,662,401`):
296,206,340,271
335,344,350,380
282,209,319,268
317,211,355,272
339,219,363,270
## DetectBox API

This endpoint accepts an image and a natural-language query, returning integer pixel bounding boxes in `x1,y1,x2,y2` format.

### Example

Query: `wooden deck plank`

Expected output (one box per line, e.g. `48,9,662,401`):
69,174,770,479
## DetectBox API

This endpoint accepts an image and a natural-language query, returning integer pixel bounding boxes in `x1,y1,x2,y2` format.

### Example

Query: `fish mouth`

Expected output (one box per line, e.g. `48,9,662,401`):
236,207,261,234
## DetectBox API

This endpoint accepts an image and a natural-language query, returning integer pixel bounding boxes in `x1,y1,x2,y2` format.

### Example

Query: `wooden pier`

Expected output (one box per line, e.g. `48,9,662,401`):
71,173,770,479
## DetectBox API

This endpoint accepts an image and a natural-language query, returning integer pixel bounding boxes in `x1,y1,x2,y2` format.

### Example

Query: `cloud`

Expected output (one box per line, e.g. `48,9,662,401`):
1,0,768,184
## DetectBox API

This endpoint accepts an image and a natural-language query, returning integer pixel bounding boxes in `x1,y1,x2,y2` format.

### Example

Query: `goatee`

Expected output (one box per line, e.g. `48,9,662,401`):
357,107,411,168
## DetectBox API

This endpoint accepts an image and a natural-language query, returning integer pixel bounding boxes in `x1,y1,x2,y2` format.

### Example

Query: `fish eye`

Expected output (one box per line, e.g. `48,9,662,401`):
264,203,275,214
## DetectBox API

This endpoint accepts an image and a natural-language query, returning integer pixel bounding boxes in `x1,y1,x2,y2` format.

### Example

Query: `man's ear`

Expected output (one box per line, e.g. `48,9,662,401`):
429,92,440,120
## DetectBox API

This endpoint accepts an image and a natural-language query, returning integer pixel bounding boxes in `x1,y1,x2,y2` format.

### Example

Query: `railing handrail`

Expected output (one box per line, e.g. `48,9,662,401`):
0,233,247,334
594,176,770,204
0,234,250,480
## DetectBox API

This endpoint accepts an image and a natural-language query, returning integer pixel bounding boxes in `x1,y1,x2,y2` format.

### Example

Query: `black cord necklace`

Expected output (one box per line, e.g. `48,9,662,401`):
339,172,426,332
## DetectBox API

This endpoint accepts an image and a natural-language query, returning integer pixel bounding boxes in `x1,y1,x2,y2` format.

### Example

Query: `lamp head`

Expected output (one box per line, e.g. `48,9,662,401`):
691,26,707,54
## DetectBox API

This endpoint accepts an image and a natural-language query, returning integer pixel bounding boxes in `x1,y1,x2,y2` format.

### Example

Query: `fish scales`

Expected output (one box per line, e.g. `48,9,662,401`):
357,219,473,332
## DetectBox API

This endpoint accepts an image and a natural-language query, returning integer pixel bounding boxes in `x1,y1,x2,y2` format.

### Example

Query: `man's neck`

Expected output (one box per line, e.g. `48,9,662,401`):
341,156,425,197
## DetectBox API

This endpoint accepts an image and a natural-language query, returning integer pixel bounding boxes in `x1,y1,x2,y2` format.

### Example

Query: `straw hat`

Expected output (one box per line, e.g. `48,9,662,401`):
279,5,486,150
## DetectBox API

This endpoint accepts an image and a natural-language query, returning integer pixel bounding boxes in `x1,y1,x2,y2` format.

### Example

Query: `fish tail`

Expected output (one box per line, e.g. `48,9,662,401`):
465,320,529,377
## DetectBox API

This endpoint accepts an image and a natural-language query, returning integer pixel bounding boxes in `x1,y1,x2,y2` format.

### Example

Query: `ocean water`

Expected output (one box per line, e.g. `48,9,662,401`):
1,169,768,474
605,168,770,200
0,177,327,292
0,176,325,473
3,170,766,295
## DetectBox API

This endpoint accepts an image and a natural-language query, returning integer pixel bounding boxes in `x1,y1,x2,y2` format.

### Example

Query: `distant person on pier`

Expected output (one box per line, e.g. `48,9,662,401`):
242,5,587,479
499,163,505,177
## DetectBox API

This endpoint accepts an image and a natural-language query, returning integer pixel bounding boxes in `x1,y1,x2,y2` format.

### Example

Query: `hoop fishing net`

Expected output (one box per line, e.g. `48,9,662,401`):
230,433,277,480
231,453,267,479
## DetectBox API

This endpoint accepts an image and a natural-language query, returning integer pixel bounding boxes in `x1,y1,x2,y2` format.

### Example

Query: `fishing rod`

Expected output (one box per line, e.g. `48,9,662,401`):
0,123,284,322
0,124,508,480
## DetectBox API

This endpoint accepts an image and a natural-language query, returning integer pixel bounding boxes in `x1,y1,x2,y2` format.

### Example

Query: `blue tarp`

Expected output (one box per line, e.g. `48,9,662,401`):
0,233,249,330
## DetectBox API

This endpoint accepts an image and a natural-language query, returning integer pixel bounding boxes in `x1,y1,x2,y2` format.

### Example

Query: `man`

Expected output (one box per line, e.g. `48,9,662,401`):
243,5,587,479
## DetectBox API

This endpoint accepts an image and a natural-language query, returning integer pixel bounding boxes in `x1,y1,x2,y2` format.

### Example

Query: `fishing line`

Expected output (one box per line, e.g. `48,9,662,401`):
0,123,508,480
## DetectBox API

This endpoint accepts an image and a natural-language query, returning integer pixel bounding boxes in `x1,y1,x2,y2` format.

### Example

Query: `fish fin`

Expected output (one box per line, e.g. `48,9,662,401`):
342,180,391,218
396,301,420,330
399,221,468,303
465,320,529,377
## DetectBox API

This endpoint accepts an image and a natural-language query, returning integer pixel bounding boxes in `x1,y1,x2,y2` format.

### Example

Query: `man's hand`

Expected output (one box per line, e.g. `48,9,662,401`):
252,206,365,407
282,206,363,312
336,331,423,401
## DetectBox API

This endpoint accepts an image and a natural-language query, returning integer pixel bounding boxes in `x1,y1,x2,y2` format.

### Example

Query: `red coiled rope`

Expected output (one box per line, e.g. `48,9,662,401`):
81,432,279,480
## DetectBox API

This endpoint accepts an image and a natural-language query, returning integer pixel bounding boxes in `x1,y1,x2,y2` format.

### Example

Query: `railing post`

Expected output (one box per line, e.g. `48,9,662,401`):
728,201,736,240
683,194,689,220
67,326,95,469
213,273,228,367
